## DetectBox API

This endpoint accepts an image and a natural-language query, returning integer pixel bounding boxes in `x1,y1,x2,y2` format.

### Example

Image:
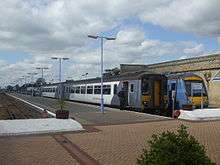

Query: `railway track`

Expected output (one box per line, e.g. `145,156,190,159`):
0,92,45,120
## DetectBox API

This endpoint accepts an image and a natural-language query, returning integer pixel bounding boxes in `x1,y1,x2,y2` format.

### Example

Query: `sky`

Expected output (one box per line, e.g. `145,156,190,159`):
0,0,220,87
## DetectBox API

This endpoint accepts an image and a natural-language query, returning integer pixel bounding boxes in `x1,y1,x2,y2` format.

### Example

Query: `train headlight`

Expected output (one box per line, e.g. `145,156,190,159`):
188,98,192,103
143,101,148,106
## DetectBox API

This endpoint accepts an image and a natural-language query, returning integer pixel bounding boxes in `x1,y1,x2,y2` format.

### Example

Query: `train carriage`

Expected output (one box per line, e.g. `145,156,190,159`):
40,72,208,116
41,72,168,114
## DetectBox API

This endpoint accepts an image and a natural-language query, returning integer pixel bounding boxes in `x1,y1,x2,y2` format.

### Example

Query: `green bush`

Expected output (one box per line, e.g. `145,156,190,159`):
137,125,215,165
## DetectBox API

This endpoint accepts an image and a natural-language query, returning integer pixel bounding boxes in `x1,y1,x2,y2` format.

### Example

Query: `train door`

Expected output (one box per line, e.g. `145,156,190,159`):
122,81,129,106
154,80,161,107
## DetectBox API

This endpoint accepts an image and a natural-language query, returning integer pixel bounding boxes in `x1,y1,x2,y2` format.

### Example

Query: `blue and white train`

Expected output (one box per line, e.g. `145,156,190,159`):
41,72,208,115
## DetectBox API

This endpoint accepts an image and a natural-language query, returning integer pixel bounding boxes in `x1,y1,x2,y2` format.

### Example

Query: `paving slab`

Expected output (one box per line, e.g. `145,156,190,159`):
65,120,220,165
0,120,219,165
0,136,80,165
0,118,84,136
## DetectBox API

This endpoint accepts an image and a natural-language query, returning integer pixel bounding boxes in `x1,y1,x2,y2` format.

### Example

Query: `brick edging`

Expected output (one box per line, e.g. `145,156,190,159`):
53,134,101,165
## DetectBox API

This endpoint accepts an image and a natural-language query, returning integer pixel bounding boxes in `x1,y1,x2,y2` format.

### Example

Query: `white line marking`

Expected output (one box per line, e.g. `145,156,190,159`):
6,93,56,117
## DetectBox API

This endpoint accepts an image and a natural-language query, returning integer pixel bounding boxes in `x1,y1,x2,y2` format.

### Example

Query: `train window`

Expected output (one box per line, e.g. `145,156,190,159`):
171,83,176,91
87,86,93,94
185,81,207,97
103,85,111,95
114,84,117,94
130,84,134,92
53,88,55,92
75,86,80,93
185,81,191,96
81,86,86,94
94,85,101,94
142,79,149,94
71,87,74,93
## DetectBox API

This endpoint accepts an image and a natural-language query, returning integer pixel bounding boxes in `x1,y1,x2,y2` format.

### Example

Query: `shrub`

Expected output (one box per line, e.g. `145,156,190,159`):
137,125,215,165
56,98,67,111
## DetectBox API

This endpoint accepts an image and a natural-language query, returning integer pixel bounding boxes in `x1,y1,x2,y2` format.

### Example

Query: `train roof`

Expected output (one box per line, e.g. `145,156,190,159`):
42,70,164,87
42,71,204,88
65,70,164,85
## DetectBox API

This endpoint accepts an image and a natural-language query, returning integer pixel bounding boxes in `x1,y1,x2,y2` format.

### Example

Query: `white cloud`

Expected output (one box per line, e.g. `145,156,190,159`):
1,28,206,87
183,44,204,54
0,0,219,54
0,0,219,87
140,0,220,37
217,37,220,44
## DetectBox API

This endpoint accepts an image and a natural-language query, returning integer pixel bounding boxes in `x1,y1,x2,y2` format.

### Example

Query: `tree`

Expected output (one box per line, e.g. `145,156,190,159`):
137,125,215,165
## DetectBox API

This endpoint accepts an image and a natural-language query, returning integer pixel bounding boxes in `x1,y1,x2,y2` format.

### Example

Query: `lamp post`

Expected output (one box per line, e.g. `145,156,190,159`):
88,35,116,113
28,72,38,96
28,72,38,83
21,75,30,95
51,57,69,99
36,67,49,79
51,57,69,83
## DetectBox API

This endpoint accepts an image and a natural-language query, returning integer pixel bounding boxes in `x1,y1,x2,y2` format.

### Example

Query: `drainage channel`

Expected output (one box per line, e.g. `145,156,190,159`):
53,134,100,165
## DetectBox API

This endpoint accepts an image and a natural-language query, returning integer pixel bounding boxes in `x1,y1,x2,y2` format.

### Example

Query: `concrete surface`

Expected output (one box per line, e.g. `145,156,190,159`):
0,118,84,136
179,108,220,121
12,94,170,125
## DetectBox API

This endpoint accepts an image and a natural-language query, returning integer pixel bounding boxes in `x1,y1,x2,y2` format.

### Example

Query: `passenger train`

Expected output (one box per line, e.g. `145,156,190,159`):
41,72,208,116
167,73,208,109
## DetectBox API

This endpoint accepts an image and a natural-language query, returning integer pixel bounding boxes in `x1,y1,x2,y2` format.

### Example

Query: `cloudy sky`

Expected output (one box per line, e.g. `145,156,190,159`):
0,0,220,87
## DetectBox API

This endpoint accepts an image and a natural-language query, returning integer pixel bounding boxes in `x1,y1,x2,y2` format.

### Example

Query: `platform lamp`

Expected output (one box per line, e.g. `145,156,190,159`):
28,72,38,96
88,35,116,113
51,57,69,99
21,75,30,95
36,67,49,80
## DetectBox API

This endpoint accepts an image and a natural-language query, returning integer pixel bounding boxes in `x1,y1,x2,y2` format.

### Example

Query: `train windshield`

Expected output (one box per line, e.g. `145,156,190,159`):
142,79,149,94
185,80,207,96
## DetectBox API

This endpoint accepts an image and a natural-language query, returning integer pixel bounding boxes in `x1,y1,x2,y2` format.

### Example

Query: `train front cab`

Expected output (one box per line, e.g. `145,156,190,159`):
141,74,168,115
184,76,208,108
